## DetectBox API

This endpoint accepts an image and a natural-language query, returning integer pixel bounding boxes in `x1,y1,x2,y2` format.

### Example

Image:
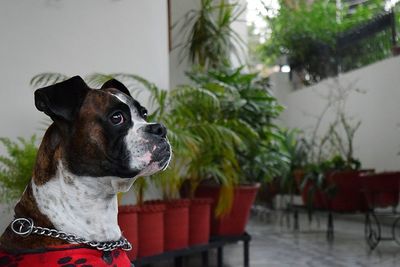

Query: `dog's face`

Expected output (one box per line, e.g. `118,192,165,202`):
34,76,171,179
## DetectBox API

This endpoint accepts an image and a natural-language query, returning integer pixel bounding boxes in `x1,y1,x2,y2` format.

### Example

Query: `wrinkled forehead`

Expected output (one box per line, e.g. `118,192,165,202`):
82,88,144,118
108,88,144,116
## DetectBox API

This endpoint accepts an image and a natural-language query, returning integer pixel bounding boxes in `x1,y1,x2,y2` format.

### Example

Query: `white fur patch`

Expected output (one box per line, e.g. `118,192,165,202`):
110,92,171,174
110,93,155,171
32,162,135,242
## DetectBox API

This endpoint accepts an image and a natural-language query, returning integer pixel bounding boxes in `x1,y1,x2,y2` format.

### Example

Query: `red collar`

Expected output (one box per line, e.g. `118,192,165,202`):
0,245,132,267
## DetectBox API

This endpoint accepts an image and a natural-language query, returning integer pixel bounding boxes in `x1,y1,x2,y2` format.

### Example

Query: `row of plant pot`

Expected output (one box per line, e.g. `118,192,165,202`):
118,184,260,260
294,170,400,212
118,198,209,260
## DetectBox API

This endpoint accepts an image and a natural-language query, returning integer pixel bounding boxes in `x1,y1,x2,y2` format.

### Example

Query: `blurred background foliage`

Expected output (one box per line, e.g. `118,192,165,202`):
0,136,37,202
259,0,385,65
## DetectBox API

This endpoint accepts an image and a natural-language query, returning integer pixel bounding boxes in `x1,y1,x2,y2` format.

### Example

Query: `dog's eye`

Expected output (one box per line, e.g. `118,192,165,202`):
110,112,125,125
141,108,148,119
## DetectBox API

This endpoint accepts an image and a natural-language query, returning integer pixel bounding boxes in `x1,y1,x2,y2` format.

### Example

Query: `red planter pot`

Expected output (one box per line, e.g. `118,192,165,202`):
294,171,327,209
148,199,190,251
189,198,213,246
136,203,165,258
362,172,400,208
118,205,138,260
295,170,374,212
326,170,369,212
165,199,190,251
195,184,260,236
301,181,327,209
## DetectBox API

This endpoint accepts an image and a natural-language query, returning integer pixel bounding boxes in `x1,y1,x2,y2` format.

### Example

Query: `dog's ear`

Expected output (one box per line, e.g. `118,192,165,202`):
101,79,132,97
34,76,89,122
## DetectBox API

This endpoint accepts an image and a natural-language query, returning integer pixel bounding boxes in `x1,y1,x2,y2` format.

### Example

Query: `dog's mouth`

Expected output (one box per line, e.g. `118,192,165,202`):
111,137,171,179
151,141,171,165
137,160,169,178
136,139,171,176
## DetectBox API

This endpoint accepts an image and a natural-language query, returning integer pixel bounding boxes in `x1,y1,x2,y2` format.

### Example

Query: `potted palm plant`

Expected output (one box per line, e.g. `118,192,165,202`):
173,0,282,236
167,83,244,239
188,67,288,236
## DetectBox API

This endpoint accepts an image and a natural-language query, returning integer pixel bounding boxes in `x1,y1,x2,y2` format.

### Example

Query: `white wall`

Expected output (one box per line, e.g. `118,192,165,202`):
273,56,400,172
230,0,248,67
0,0,169,143
0,0,169,233
169,0,198,88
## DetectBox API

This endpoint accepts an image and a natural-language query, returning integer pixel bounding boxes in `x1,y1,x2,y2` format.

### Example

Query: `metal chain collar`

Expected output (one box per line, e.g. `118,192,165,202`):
11,218,132,252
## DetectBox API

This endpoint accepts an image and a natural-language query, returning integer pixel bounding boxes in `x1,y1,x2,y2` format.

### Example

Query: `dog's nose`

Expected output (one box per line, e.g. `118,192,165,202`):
144,123,167,138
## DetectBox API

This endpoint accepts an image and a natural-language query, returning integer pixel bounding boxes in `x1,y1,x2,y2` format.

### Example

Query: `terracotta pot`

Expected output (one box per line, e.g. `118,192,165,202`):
362,172,400,208
195,184,260,236
136,203,165,258
147,199,190,251
118,205,138,260
189,198,213,246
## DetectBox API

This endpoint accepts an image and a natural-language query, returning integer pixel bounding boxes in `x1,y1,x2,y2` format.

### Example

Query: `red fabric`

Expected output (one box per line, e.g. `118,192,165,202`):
0,245,132,267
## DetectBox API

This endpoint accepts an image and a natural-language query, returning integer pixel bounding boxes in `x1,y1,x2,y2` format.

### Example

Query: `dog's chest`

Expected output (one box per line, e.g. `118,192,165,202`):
31,163,122,242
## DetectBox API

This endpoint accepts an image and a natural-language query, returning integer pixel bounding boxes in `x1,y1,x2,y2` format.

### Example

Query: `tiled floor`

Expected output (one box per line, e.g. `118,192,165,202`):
218,212,400,267
156,211,400,267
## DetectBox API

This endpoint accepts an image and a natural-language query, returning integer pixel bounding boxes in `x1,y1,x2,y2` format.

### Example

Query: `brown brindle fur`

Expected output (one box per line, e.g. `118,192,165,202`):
0,89,117,251
0,124,67,250
68,90,111,164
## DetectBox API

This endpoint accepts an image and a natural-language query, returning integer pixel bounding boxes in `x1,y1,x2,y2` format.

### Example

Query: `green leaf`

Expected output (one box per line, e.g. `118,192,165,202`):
0,136,38,202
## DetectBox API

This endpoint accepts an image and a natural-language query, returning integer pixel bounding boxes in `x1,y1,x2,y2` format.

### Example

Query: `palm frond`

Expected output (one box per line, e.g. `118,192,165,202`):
30,73,69,88
175,0,245,68
85,73,116,88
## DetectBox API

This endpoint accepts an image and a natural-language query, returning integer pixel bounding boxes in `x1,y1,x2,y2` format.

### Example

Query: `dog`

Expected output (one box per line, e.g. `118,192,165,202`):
0,76,171,267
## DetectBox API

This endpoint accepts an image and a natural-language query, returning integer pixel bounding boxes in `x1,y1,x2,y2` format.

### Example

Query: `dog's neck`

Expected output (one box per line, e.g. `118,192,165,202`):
31,161,134,242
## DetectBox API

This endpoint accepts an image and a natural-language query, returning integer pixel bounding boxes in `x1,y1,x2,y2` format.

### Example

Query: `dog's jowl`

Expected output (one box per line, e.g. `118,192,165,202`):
0,76,171,267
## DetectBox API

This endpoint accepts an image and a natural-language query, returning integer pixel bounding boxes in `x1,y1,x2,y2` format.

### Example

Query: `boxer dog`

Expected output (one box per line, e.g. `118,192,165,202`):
0,76,171,267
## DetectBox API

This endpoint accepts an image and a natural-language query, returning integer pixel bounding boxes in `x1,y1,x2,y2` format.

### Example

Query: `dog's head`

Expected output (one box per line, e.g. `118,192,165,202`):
34,76,171,181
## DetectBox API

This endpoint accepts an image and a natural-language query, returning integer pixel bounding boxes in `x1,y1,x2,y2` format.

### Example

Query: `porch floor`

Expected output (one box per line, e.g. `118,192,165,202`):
156,210,400,266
